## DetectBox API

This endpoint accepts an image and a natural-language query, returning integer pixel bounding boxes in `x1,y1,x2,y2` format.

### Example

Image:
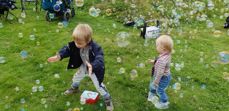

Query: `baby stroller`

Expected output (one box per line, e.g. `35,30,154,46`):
0,0,17,19
42,0,75,21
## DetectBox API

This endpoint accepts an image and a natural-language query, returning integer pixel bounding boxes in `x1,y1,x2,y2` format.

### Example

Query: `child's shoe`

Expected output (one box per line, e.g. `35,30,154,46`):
64,87,79,95
147,95,159,104
154,101,169,109
105,97,114,111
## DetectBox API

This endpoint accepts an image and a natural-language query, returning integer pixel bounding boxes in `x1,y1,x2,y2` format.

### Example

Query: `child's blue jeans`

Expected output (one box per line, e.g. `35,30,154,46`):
149,74,171,103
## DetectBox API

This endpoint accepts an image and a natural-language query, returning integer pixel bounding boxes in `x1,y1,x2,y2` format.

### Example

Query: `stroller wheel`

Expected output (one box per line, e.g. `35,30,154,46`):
71,8,75,17
45,11,51,22
63,12,70,21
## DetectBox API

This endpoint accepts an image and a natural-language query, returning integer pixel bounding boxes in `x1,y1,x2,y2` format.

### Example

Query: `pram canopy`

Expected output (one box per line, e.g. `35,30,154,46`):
42,0,71,11
0,0,16,14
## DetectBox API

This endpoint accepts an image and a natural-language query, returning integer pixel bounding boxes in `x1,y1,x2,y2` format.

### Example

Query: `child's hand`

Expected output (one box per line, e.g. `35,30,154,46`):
47,55,60,63
153,81,159,88
86,61,92,76
148,59,155,64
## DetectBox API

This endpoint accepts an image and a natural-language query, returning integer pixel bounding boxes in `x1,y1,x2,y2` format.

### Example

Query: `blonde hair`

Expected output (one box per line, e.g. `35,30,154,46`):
156,35,173,53
72,24,93,43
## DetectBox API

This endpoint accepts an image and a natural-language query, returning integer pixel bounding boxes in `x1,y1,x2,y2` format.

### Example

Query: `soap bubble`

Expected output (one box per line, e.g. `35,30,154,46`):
130,4,136,8
199,57,204,63
0,22,3,28
89,7,100,17
193,1,206,11
44,104,48,108
175,63,182,71
38,86,44,92
223,72,229,81
20,50,28,59
36,16,40,20
219,51,229,63
62,21,68,27
18,18,24,24
207,0,214,10
7,14,14,20
54,73,60,78
224,0,229,4
56,29,60,33
41,98,46,104
20,108,26,111
66,101,71,106
32,86,38,92
200,84,206,90
18,33,23,38
130,69,138,80
119,67,125,74
5,104,10,109
36,80,40,84
0,56,6,64
116,57,122,63
21,12,26,18
172,82,181,91
112,23,117,28
20,98,26,104
15,86,20,92
99,103,103,107
116,32,130,47
206,20,214,28
105,8,112,16
49,13,55,19
137,63,145,68
134,17,145,28
58,22,64,28
36,41,40,46
75,0,84,7
73,108,80,111
213,30,222,37
29,34,36,41
179,92,184,98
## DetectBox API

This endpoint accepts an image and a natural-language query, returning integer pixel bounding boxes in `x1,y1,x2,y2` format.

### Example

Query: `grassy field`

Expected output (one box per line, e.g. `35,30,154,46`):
0,0,229,111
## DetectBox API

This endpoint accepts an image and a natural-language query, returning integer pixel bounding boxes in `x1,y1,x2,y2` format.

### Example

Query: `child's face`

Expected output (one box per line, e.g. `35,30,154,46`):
156,42,164,54
74,39,88,48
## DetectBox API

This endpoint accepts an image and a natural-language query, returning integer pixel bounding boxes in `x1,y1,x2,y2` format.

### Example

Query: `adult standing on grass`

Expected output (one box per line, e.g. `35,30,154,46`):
47,24,114,111
147,35,173,109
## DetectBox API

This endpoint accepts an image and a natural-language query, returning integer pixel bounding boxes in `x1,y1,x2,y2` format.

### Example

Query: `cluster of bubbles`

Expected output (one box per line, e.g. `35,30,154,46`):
89,7,101,17
174,62,184,71
32,80,44,93
108,0,229,30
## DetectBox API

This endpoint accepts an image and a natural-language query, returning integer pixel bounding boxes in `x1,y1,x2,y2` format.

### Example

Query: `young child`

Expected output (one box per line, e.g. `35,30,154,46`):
47,24,114,111
147,35,173,109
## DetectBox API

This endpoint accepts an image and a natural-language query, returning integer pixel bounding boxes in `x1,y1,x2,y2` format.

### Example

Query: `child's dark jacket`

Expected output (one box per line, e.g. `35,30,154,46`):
59,40,105,84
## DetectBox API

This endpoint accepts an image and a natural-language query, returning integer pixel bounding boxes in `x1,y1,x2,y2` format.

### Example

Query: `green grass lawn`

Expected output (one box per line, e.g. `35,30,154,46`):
1,1,229,111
